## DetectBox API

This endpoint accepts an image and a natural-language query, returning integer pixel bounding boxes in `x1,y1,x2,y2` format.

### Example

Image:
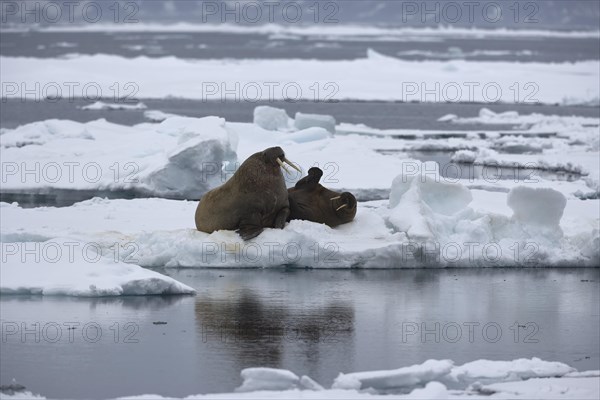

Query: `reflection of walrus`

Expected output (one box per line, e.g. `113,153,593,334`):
195,147,301,240
288,167,357,228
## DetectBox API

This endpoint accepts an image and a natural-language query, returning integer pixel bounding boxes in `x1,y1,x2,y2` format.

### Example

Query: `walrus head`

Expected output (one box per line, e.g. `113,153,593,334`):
260,147,302,174
288,167,357,228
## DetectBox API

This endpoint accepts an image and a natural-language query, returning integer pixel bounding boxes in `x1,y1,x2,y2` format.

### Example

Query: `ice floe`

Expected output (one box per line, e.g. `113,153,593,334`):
440,108,600,128
0,239,195,296
7,23,600,40
5,107,595,201
2,51,598,104
0,116,237,199
294,112,337,133
1,108,598,272
235,368,322,393
1,178,598,270
332,359,453,391
143,110,182,122
253,106,292,131
4,357,597,399
80,101,147,111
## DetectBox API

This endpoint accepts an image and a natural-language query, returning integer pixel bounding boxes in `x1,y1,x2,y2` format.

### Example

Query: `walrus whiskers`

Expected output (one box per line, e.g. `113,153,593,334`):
330,196,341,201
336,204,347,211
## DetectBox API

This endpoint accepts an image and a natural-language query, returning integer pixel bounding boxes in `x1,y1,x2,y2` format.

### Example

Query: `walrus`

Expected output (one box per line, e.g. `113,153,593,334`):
195,146,301,240
287,167,357,227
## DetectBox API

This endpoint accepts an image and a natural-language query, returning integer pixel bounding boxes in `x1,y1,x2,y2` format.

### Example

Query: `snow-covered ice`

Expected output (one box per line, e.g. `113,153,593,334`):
440,108,600,127
477,376,600,399
236,369,303,392
1,108,598,271
387,164,474,240
507,187,567,227
1,115,408,199
2,51,598,104
144,110,182,122
5,23,599,40
331,358,578,393
0,239,195,296
283,127,332,144
14,107,592,201
4,358,597,399
332,359,453,391
439,108,600,196
443,358,576,388
1,181,598,269
0,116,237,199
211,359,598,398
339,108,600,199
294,112,337,133
253,106,291,131
80,101,147,111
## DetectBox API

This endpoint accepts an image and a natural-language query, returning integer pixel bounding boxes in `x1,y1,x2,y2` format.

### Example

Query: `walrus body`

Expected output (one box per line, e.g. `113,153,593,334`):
288,167,357,228
195,147,300,240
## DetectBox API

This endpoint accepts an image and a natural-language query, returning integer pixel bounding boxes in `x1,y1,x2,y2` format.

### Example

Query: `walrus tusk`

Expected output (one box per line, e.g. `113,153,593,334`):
276,157,290,173
336,204,347,211
330,196,341,201
283,158,302,173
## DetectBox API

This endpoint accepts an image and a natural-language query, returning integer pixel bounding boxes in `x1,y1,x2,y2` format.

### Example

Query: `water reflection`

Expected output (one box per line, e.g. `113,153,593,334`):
194,289,354,367
0,293,188,311
86,295,187,311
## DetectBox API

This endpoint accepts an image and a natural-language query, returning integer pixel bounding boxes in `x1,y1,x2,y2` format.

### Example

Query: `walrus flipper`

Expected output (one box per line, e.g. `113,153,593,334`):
294,167,323,190
237,219,264,241
273,207,290,229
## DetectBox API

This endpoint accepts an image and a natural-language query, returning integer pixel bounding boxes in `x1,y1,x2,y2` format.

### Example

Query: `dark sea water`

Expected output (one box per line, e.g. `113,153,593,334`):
1,268,599,399
1,97,599,131
1,31,598,62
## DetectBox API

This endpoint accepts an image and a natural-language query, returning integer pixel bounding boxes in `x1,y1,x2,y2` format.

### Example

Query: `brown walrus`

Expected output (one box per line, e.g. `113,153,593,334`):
195,146,301,240
287,167,357,227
